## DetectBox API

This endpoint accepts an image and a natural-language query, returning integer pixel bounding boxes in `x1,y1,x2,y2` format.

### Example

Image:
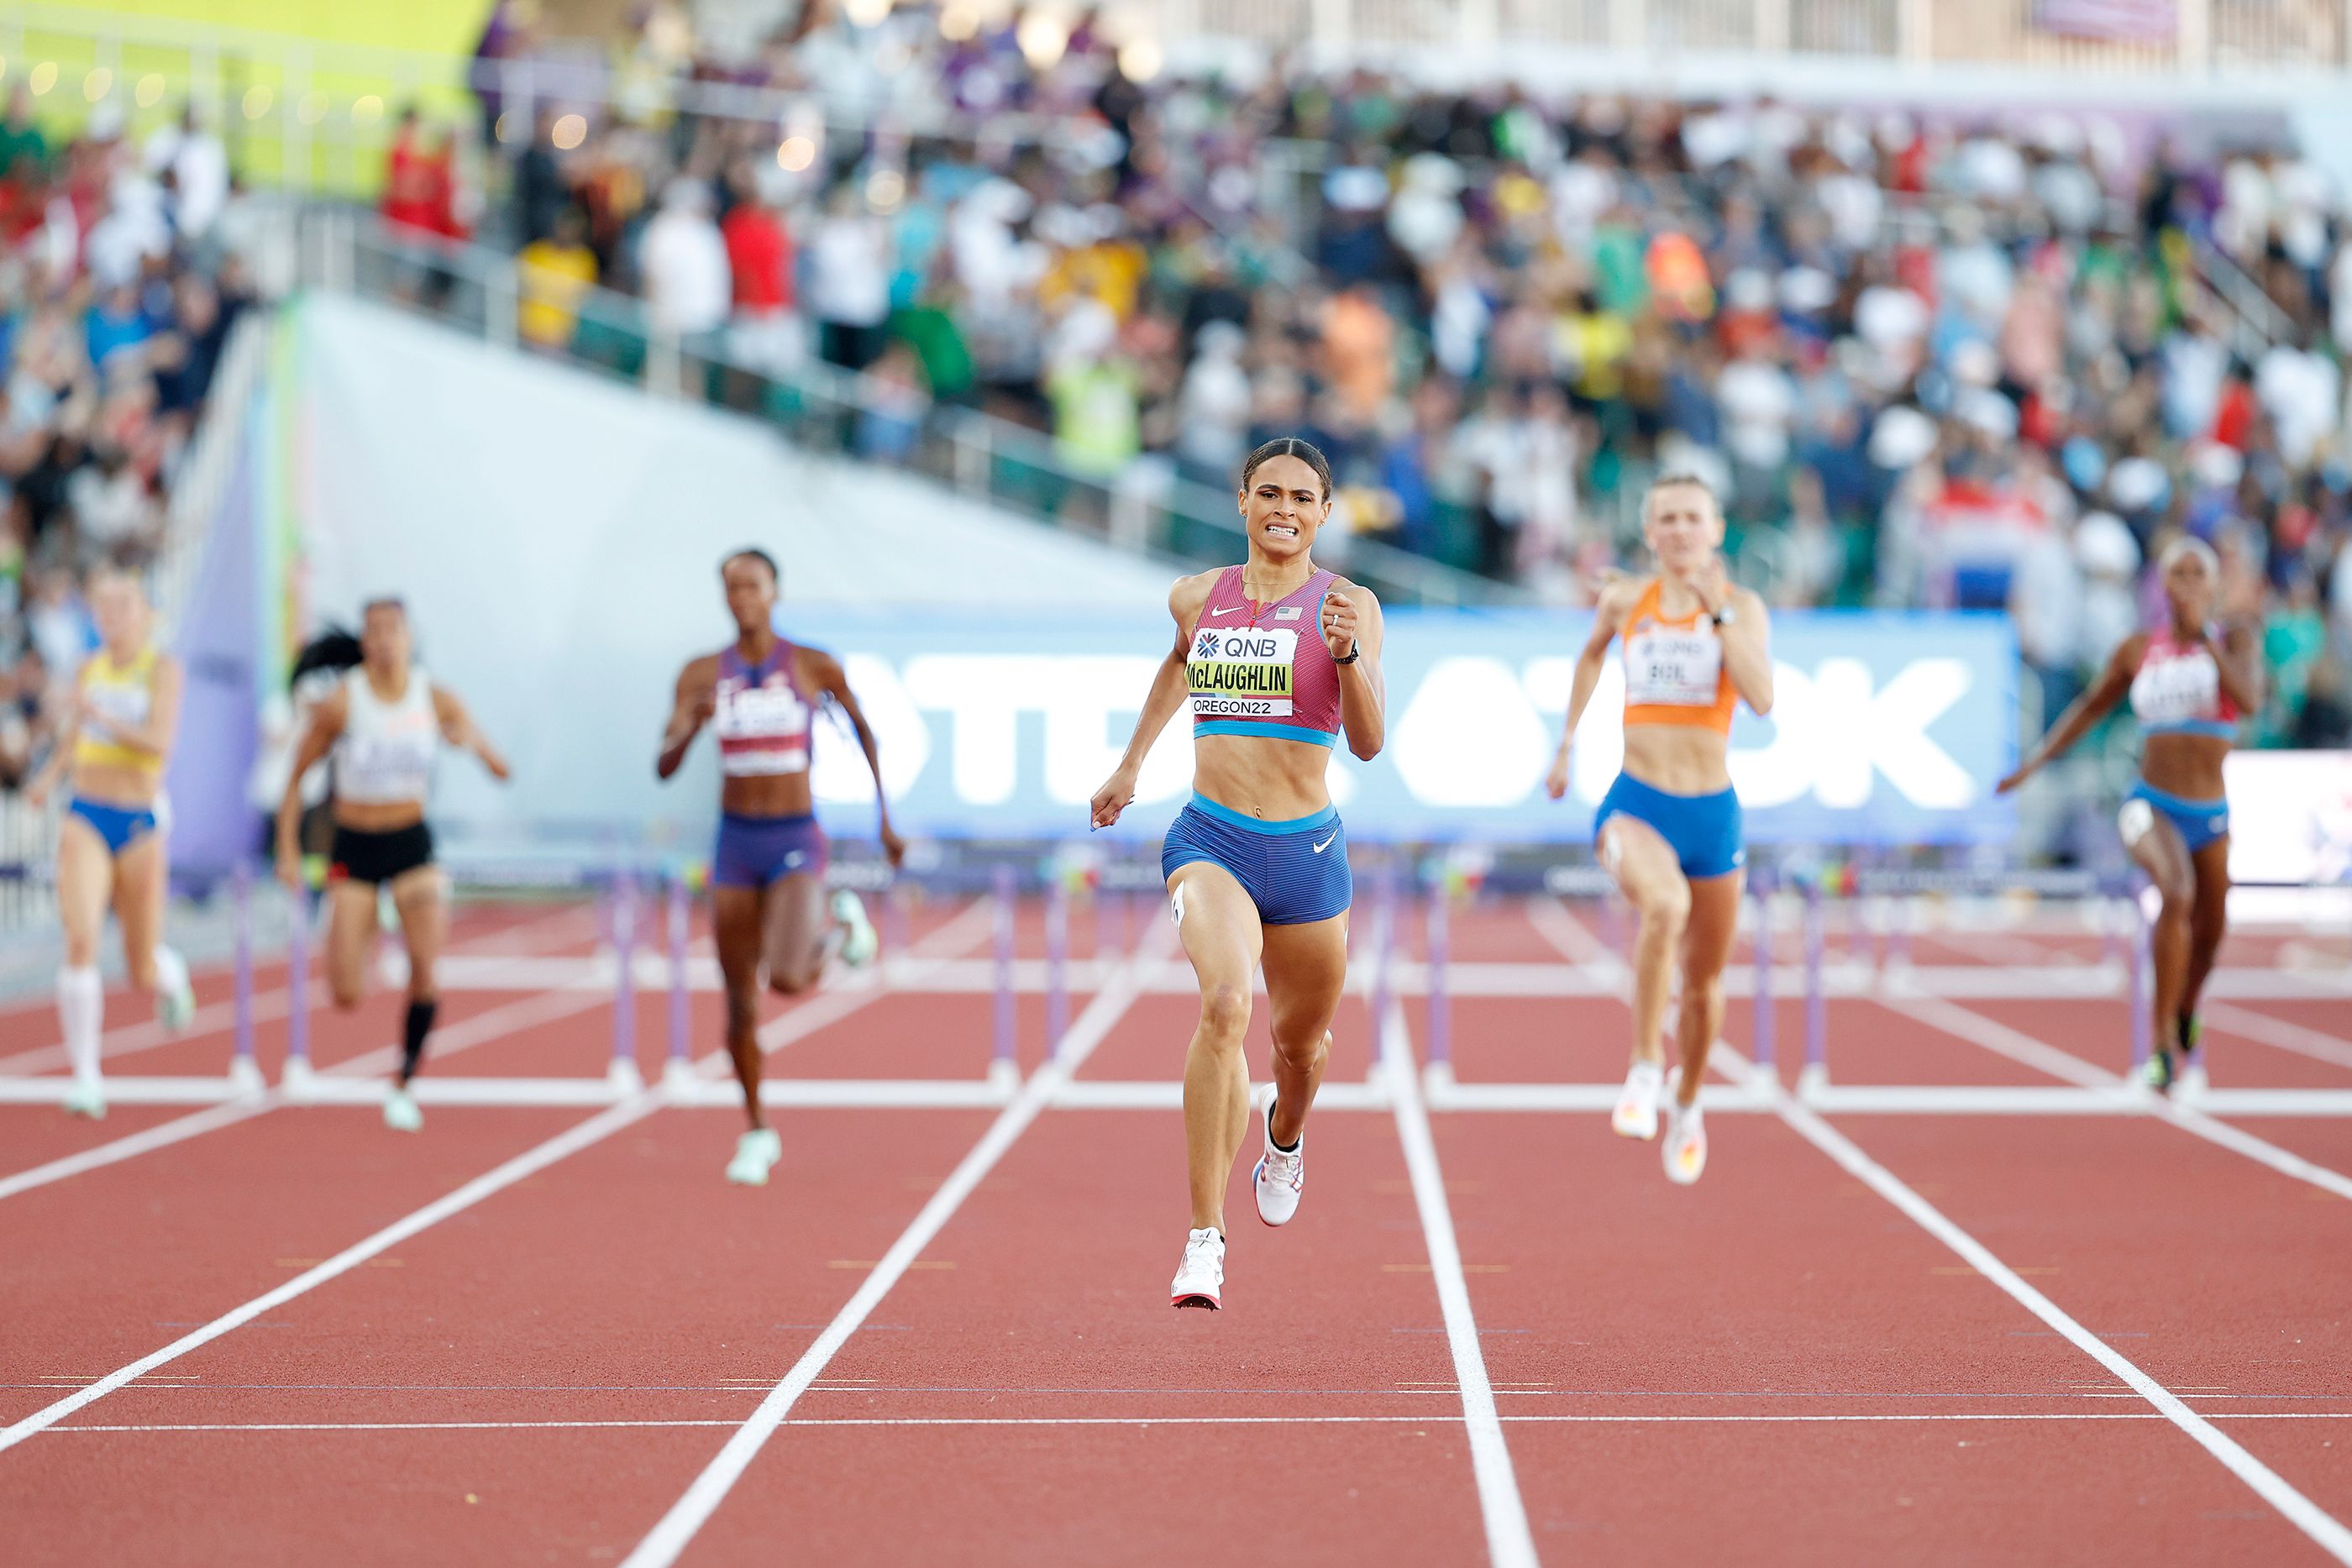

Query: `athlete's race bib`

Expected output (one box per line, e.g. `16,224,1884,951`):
1189,627,1298,719
2131,654,2220,727
717,679,811,773
1624,621,1723,707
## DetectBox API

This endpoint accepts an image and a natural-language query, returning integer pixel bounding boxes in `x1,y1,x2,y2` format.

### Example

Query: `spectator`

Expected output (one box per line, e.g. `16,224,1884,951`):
806,186,894,371
517,204,599,353
719,179,799,375
142,105,229,243
638,180,730,343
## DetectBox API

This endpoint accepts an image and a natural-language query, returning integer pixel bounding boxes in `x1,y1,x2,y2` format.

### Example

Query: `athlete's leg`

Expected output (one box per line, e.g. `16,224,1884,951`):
712,883,769,1131
388,864,449,1088
2124,811,2193,1057
1169,862,1263,1235
1672,870,1744,1106
1599,814,1691,1068
55,815,115,1098
2181,836,2231,1024
1258,912,1346,1148
323,879,380,1010
761,871,832,994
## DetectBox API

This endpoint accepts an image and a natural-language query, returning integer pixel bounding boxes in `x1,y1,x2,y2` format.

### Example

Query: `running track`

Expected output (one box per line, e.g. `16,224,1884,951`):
3,894,2350,1565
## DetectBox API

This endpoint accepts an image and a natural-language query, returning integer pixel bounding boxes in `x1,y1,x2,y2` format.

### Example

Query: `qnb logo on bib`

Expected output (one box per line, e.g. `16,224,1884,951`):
1625,625,1722,706
1189,627,1298,718
718,681,809,739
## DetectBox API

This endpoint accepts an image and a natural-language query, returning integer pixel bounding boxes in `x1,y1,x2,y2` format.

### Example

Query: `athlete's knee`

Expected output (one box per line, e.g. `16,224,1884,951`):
1271,1027,1328,1072
1637,883,1691,936
124,952,156,992
767,967,814,997
329,975,365,1009
1197,983,1252,1047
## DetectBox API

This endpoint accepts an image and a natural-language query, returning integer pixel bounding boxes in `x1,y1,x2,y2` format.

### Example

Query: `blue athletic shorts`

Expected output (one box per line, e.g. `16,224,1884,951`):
1161,794,1352,926
67,796,159,857
712,811,828,889
2125,779,2230,855
1594,772,1745,880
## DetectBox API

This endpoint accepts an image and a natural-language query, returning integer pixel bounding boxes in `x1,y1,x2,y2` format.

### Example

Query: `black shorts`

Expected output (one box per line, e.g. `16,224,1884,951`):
329,822,435,886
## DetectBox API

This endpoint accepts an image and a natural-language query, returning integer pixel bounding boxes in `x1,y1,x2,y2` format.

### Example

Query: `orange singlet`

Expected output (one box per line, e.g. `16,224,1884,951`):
1620,579,1737,736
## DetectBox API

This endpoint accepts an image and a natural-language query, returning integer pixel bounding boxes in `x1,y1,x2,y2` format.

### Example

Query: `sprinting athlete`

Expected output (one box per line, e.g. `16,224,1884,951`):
1089,437,1387,1311
274,598,511,1131
26,566,196,1118
657,548,904,1187
1998,537,2257,1095
1546,475,1772,1184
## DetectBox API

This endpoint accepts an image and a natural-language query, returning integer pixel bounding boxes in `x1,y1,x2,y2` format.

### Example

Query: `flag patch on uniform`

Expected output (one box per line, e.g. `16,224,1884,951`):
1273,606,1303,621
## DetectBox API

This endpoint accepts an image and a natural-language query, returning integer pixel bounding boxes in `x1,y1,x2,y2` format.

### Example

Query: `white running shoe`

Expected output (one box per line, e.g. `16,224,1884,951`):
2176,1060,2209,1101
1170,1226,1225,1310
1613,1058,1665,1141
832,889,878,968
383,1087,423,1133
1252,1096,1305,1227
63,1078,107,1120
154,947,196,1034
726,1127,784,1186
1662,1100,1707,1186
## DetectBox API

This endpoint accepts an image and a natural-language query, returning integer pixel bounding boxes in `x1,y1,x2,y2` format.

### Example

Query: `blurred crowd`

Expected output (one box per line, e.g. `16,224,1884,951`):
444,0,2352,751
0,87,260,792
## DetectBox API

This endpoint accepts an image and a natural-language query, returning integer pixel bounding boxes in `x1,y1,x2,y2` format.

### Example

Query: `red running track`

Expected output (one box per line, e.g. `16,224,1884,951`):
3,895,2351,1565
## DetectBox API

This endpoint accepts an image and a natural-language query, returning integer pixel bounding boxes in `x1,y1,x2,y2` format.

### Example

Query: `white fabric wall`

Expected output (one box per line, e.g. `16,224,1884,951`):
294,295,1171,844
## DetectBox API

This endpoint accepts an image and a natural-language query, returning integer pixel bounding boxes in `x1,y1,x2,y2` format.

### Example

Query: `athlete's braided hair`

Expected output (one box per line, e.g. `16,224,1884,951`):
1240,437,1333,503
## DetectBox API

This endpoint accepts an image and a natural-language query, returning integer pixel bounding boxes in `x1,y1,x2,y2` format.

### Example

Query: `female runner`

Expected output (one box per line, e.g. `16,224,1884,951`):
274,597,511,1131
1545,475,1772,1184
656,548,904,1187
26,565,196,1118
1089,438,1386,1312
1998,538,2257,1094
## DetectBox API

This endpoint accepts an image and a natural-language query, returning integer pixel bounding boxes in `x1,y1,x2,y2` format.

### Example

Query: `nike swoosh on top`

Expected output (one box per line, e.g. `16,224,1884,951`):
1208,606,1243,616
1311,833,1336,852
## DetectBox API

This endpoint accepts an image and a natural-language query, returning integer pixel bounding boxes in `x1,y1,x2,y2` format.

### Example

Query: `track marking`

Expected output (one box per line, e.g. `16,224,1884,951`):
0,989,295,1075
0,908,1002,1444
1721,1052,2352,1565
2202,1002,2352,1071
0,1095,664,1455
1887,994,2352,1200
0,1098,284,1203
619,928,1163,1568
42,1411,2352,1435
1381,999,1540,1568
1526,895,1625,980
319,987,612,1081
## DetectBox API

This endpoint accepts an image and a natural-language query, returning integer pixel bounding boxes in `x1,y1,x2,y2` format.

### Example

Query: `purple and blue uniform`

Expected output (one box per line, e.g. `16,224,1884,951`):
709,640,829,889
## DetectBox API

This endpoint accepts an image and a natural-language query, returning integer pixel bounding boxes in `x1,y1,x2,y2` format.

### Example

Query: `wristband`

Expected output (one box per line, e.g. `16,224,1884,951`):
1333,641,1361,666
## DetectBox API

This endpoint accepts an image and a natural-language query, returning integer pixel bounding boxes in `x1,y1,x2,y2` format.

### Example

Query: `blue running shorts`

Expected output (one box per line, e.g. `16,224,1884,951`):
2124,779,2229,855
1160,794,1352,926
1593,772,1745,880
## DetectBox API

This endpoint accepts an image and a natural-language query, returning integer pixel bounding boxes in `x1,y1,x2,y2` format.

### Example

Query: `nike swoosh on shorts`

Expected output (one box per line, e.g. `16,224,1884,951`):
1312,834,1336,852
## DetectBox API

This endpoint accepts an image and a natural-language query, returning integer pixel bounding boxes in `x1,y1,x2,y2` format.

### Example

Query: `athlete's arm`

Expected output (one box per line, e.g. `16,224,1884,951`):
21,674,86,808
1712,586,1773,716
1546,576,1641,800
1997,634,2143,794
275,686,349,887
656,656,719,781
75,655,186,758
433,687,512,782
1089,572,1217,831
804,648,906,869
1324,579,1385,760
2207,619,2264,715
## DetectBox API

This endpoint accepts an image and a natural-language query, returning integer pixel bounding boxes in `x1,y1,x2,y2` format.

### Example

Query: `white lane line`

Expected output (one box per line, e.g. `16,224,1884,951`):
0,990,293,1076
0,1098,282,1203
619,931,1160,1568
1382,999,1539,1568
0,905,1002,1442
1526,894,1629,985
45,1411,2352,1435
1887,994,2352,1201
1729,1052,2352,1565
1875,994,2112,1088
2203,1002,2352,1072
0,1095,664,1456
322,987,611,1080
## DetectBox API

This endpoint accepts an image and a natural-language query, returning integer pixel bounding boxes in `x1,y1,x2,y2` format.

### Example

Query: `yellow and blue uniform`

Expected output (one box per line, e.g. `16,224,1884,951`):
68,644,165,856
